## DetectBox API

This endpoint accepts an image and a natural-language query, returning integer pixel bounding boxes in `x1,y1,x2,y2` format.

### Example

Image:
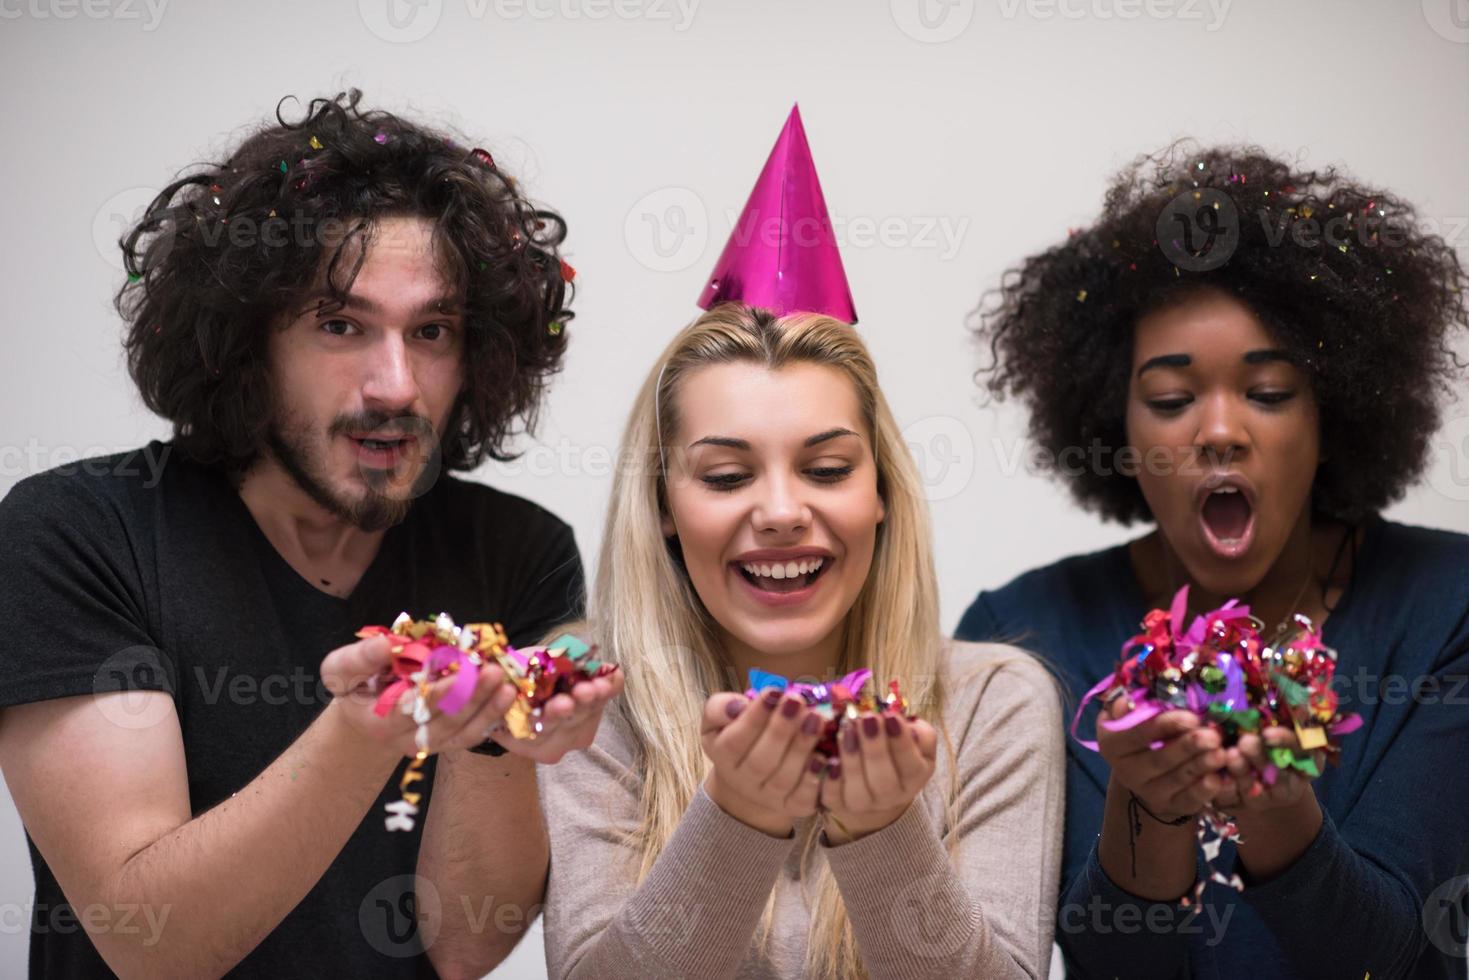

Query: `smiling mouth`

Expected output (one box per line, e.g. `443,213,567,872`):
1200,486,1255,553
735,557,831,594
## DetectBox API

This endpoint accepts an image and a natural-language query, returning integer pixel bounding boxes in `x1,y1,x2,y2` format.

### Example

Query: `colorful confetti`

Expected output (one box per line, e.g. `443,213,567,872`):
1072,586,1362,902
359,611,618,831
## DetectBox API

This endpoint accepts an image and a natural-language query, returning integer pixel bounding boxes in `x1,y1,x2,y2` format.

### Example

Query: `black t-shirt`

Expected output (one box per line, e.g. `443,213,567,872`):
0,441,586,978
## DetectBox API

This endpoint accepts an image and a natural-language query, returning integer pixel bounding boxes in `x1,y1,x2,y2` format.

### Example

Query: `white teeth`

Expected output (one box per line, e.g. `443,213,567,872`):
739,558,826,579
1212,486,1240,494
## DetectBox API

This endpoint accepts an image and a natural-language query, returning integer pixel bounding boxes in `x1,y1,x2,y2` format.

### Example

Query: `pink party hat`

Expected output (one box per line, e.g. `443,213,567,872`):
697,105,857,324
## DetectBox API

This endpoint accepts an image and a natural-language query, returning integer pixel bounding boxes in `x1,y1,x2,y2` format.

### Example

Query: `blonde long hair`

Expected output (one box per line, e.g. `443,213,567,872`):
590,304,952,979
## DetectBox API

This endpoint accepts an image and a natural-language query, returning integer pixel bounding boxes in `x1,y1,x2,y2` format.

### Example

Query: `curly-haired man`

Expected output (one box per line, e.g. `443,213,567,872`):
0,90,620,978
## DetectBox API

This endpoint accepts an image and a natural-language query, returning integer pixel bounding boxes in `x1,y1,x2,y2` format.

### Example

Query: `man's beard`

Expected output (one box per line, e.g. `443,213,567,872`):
266,410,443,533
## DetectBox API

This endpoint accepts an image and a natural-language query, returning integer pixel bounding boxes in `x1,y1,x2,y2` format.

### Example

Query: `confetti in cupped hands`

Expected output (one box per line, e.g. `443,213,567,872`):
1072,585,1362,902
359,611,617,832
745,667,913,761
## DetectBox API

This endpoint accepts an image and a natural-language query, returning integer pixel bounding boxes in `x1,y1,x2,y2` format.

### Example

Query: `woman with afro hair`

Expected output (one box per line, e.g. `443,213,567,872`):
956,143,1469,979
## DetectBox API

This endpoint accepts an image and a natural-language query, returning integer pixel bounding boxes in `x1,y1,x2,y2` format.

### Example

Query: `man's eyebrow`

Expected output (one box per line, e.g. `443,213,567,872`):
302,292,461,317
688,428,860,451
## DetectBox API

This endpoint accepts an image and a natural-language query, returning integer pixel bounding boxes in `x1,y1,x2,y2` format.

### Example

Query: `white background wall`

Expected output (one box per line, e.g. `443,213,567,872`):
2,0,1467,976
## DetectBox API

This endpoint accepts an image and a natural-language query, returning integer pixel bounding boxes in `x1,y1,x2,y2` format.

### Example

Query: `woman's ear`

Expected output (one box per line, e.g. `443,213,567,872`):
660,511,677,538
876,493,887,525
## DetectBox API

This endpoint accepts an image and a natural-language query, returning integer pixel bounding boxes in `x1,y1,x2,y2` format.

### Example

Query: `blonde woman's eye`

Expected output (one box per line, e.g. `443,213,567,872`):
700,473,748,491
808,466,854,482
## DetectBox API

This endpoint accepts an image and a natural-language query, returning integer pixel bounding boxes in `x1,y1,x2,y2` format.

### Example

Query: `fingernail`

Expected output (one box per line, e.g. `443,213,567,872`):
808,756,825,774
884,715,901,737
862,716,879,739
762,689,781,709
828,760,842,780
780,698,800,719
842,725,859,753
801,713,820,736
725,699,746,719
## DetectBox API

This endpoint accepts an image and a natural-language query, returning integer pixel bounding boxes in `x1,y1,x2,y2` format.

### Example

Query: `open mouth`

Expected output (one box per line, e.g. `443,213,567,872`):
1199,485,1255,556
348,434,417,468
735,557,832,594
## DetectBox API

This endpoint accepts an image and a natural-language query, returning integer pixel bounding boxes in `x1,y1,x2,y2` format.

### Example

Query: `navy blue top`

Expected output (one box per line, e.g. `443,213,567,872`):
956,518,1469,980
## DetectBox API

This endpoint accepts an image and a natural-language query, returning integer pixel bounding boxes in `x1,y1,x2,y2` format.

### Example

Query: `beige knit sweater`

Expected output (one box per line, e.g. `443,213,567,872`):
538,640,1065,979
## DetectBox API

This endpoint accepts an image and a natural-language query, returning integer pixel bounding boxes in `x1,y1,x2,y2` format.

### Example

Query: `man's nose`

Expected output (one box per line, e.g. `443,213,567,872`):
361,334,420,411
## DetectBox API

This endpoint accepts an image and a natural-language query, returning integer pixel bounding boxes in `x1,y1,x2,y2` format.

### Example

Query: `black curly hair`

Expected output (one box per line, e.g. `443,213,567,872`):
975,141,1468,525
117,88,574,476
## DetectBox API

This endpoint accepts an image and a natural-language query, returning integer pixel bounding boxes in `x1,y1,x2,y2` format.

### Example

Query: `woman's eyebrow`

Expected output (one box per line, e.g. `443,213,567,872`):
1136,353,1191,378
689,436,749,450
687,428,859,451
1243,348,1293,365
804,427,859,447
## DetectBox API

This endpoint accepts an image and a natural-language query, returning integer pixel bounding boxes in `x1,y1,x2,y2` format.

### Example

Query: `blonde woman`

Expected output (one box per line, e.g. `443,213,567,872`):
423,304,1065,979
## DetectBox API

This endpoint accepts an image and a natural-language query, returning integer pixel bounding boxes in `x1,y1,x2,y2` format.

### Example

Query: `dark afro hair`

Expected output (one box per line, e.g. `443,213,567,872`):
974,141,1468,525
117,88,574,476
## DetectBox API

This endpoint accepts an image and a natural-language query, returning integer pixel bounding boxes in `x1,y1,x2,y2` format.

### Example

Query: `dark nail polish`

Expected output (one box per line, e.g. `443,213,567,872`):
762,689,781,709
801,713,820,735
862,716,879,739
884,715,901,737
780,697,800,719
828,761,842,780
842,725,859,753
809,756,825,774
725,699,746,719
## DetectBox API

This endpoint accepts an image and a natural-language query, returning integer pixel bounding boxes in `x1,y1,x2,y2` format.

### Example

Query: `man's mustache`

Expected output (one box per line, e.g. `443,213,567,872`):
328,413,435,439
